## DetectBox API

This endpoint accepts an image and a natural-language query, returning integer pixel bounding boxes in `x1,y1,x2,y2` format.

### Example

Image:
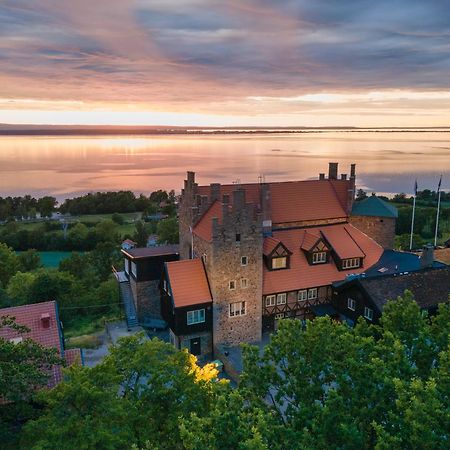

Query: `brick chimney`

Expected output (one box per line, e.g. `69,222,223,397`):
328,162,338,180
232,188,246,212
347,163,356,215
420,244,435,269
319,173,325,180
210,183,221,202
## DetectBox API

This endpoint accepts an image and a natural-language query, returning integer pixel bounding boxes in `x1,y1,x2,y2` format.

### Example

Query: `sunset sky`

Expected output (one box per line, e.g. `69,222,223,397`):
1,0,450,127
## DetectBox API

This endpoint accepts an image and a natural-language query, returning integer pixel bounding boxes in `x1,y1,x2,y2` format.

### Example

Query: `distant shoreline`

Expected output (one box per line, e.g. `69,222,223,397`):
1,126,450,136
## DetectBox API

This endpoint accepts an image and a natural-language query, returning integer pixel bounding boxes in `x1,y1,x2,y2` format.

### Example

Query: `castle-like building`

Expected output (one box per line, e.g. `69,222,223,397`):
158,163,399,358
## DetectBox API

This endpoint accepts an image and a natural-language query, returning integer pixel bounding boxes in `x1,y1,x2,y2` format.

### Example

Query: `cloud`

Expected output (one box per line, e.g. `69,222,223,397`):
1,0,450,125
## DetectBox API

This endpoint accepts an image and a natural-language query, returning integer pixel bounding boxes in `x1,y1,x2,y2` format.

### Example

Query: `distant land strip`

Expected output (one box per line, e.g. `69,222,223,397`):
1,124,450,136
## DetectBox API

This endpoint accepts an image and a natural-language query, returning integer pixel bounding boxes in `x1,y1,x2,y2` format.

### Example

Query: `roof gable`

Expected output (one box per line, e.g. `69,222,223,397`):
359,267,450,312
321,226,366,259
166,259,212,308
192,200,223,242
263,223,383,294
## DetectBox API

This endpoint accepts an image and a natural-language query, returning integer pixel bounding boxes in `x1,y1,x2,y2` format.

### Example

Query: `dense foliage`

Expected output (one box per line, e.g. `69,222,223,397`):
59,190,176,216
0,196,57,221
6,293,449,450
0,243,121,332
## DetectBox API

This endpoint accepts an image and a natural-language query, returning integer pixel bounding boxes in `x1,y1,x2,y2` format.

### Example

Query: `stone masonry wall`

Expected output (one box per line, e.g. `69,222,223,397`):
207,191,263,349
349,215,396,249
129,278,162,324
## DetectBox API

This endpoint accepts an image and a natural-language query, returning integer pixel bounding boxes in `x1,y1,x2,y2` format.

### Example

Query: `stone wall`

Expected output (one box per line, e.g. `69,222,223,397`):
129,278,163,324
171,329,213,361
179,171,198,260
349,215,396,249
207,190,263,349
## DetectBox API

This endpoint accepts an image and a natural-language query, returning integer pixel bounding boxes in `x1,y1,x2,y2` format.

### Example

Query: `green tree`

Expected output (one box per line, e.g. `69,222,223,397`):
111,213,124,225
157,217,179,244
0,243,20,287
22,335,220,449
37,196,57,218
0,316,62,402
95,219,120,244
6,271,37,306
67,222,89,249
355,189,368,201
18,249,42,272
134,220,149,247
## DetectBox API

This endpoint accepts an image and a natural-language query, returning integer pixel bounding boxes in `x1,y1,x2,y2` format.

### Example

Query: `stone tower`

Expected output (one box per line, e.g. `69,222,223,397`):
179,171,198,260
202,189,263,348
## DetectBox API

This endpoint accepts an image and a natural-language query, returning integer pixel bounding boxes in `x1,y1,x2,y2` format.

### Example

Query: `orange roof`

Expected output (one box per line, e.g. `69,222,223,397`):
263,223,383,294
166,259,212,308
263,236,282,256
269,180,347,224
192,200,223,242
300,230,321,251
321,226,365,259
196,178,349,226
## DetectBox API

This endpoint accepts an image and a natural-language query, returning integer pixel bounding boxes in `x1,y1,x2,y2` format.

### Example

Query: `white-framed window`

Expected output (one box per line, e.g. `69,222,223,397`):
275,313,285,320
229,301,246,317
347,298,356,311
229,280,236,290
272,257,287,269
241,256,248,266
131,261,137,277
277,293,287,305
364,307,373,321
312,252,327,264
187,309,205,325
240,278,249,289
308,288,318,300
265,295,276,307
342,258,361,269
297,290,307,302
124,258,130,274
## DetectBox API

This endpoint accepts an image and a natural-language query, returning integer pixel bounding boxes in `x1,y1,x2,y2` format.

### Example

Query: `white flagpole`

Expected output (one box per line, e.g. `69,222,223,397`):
409,195,416,251
409,180,417,251
434,175,442,247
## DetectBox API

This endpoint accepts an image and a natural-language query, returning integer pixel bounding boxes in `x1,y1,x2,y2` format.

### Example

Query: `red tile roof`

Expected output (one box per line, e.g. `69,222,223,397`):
166,259,212,308
263,237,282,256
0,301,62,388
321,226,365,259
192,200,223,242
0,301,62,352
263,224,383,295
0,301,82,388
196,179,349,226
300,230,320,251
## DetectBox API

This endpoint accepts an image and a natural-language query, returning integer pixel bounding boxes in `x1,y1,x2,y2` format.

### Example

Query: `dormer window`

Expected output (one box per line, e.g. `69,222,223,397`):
312,251,327,264
272,256,287,270
342,258,361,269
264,240,291,271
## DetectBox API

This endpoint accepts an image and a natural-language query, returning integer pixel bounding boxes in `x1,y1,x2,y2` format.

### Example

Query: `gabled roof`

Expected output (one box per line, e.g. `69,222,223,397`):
352,195,398,218
192,200,223,242
0,301,81,388
358,267,450,312
321,226,365,259
0,301,62,352
166,259,212,308
300,230,321,252
263,237,282,256
196,178,349,225
263,223,383,294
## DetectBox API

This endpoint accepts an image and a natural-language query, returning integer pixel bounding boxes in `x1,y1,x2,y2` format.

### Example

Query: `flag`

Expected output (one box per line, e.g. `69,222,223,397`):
437,174,442,192
414,179,418,196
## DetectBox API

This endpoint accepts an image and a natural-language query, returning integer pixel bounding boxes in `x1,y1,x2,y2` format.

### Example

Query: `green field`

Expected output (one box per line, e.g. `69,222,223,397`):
5,212,142,237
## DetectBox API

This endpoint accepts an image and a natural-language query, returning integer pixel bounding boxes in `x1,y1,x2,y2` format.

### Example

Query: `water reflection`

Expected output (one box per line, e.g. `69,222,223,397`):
0,132,448,199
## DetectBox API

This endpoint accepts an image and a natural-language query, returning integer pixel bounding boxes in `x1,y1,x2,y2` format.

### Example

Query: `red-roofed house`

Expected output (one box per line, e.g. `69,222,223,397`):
161,163,397,353
160,259,213,357
0,301,82,389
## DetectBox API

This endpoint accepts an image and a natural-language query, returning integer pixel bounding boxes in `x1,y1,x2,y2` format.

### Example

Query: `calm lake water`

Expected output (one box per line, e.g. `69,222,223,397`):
0,132,449,199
